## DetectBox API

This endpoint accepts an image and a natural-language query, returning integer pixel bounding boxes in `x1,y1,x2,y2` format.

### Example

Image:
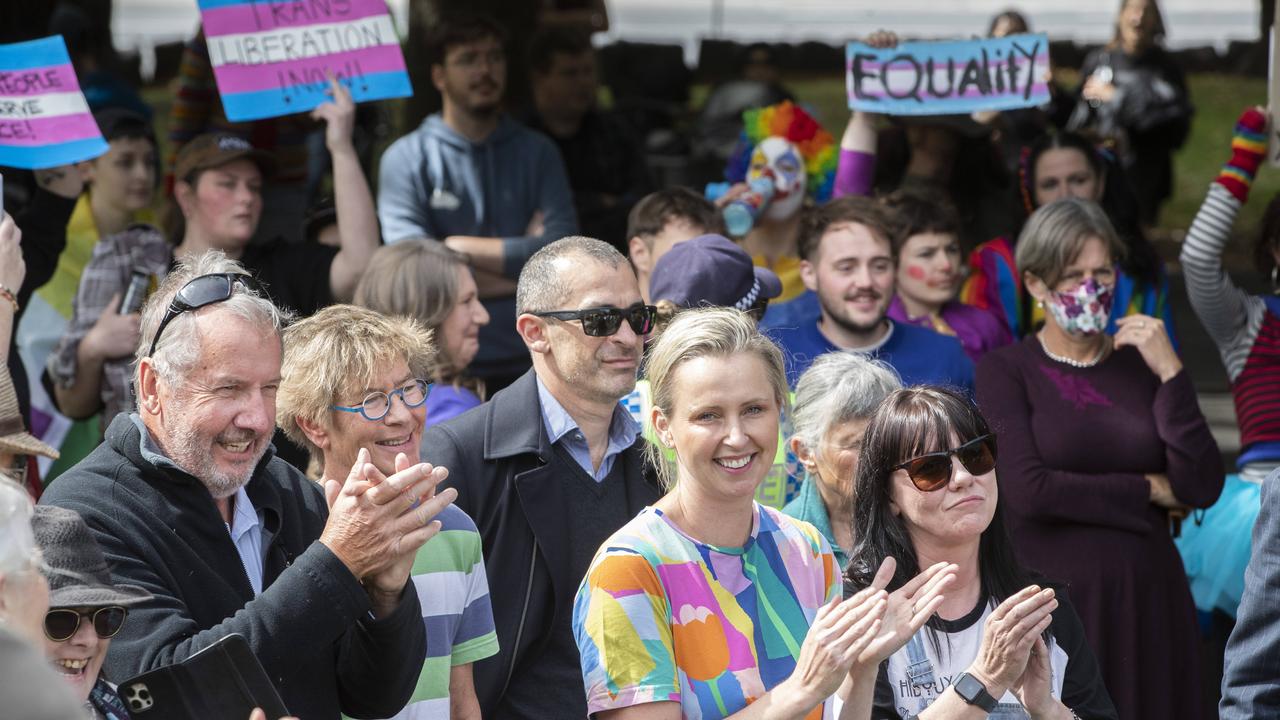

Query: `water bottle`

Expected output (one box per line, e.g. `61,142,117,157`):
705,178,775,237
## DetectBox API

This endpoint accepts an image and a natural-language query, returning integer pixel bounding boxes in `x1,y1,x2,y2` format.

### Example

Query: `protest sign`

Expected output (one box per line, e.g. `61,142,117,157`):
0,36,107,169
199,0,412,122
846,33,1051,115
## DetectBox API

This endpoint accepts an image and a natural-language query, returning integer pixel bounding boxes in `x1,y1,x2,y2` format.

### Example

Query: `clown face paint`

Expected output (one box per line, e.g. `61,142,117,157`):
1045,277,1115,336
748,137,805,221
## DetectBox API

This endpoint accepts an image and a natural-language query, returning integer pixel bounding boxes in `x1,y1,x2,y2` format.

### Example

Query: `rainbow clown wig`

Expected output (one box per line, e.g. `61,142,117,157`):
725,100,838,203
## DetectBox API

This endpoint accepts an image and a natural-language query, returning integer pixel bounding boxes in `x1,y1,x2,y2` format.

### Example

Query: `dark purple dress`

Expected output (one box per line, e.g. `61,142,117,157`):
976,337,1222,720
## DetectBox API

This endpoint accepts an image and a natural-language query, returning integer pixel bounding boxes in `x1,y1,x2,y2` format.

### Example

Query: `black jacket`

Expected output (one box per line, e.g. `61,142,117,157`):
422,370,662,717
39,414,427,720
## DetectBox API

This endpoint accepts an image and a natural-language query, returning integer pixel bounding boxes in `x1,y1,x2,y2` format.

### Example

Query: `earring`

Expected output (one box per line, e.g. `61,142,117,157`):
1272,266,1279,295
1035,299,1043,309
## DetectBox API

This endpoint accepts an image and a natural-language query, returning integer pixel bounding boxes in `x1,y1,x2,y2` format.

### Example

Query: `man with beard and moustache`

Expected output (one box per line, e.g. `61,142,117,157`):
378,15,577,394
421,236,663,719
39,252,454,719
768,196,975,392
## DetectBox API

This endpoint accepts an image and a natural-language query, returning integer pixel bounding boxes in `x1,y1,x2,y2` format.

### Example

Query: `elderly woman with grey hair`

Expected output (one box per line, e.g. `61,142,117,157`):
0,480,49,645
782,351,901,569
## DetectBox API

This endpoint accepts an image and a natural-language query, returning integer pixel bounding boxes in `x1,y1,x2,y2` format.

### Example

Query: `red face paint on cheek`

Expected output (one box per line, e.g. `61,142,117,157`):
905,265,928,281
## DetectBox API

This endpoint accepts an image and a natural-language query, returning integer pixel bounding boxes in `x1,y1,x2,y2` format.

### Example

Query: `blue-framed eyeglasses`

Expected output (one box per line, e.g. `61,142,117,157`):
331,379,432,421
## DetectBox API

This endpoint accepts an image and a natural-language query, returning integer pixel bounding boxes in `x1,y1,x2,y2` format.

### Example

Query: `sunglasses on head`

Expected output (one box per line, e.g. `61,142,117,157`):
893,434,997,492
532,302,657,337
147,273,265,358
44,606,128,642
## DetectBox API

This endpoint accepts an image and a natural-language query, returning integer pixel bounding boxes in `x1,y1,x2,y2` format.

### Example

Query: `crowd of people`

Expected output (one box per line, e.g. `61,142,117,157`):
2,0,1279,718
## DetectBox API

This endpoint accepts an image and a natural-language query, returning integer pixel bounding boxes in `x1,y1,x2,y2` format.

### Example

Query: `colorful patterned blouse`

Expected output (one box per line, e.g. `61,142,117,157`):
573,503,839,720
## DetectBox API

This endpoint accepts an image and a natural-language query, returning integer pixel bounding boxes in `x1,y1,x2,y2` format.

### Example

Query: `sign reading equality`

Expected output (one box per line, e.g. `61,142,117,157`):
0,36,108,169
199,0,412,122
846,33,1051,115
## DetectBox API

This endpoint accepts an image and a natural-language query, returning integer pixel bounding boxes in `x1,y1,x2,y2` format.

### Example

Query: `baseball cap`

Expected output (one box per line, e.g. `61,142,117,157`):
649,234,782,311
173,133,276,182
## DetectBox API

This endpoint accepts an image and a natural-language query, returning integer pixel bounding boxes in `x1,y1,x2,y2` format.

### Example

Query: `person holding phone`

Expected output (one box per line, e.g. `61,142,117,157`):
32,505,152,717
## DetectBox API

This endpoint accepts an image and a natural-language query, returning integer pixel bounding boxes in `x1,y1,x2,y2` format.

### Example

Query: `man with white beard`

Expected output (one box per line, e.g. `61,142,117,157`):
40,251,451,719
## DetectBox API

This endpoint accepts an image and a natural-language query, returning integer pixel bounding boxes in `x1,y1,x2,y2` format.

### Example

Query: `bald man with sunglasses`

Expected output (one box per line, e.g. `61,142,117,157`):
422,236,663,719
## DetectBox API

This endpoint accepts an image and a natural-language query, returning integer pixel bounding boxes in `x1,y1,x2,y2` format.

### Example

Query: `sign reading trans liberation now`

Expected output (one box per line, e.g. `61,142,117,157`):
846,33,1051,115
0,36,108,169
198,0,412,122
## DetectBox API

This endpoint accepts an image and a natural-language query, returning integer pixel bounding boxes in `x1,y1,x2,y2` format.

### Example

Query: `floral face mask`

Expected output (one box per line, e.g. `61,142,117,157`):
1045,276,1114,335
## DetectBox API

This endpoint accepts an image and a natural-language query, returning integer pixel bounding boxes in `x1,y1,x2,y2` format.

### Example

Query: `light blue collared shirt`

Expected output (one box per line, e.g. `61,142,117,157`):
536,377,640,482
132,413,265,595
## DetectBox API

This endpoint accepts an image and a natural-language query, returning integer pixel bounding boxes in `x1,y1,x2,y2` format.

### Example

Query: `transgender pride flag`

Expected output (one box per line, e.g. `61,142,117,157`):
198,0,413,122
0,36,108,169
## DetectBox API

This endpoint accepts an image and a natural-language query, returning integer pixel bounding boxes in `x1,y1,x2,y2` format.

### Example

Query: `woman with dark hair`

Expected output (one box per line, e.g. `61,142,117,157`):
1175,107,1280,622
961,130,1173,342
1067,0,1192,225
842,385,1115,719
975,198,1221,719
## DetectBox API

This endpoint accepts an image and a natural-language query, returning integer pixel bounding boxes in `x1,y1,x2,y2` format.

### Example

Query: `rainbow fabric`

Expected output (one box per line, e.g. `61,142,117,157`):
574,504,838,720
1215,107,1267,203
725,101,837,202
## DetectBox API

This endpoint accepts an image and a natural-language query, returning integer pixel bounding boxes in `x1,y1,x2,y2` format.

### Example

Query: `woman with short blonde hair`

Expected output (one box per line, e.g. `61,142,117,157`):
574,307,953,720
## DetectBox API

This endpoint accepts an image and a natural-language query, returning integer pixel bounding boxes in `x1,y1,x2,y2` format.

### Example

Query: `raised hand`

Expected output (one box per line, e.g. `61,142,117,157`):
782,588,888,708
1010,636,1057,716
361,452,455,600
1114,314,1181,382
311,74,357,153
0,214,23,298
856,558,957,669
318,448,456,589
967,585,1058,699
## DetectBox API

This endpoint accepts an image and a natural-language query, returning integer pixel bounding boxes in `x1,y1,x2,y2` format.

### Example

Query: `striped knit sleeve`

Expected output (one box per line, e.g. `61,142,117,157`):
1179,183,1266,381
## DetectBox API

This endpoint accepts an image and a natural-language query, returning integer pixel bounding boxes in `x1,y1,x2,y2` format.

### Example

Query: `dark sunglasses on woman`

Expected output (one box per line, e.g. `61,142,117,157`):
44,606,128,642
531,302,658,337
893,434,998,492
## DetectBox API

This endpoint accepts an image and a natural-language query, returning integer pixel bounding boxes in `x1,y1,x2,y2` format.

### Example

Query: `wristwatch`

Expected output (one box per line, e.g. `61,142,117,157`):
953,672,998,712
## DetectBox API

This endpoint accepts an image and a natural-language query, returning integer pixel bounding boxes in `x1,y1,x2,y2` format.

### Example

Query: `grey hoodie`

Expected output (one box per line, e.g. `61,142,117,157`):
377,114,577,378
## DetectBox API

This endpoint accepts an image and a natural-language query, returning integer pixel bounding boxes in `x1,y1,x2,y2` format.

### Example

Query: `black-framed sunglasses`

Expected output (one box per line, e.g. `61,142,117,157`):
44,606,128,642
532,302,657,337
893,434,998,492
331,378,432,422
147,273,265,358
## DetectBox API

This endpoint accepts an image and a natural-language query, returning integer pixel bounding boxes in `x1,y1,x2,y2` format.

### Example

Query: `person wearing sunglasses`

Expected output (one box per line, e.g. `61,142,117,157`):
31,506,152,717
0,484,86,720
839,386,1117,719
277,304,498,719
40,251,446,720
422,236,663,718
975,198,1221,720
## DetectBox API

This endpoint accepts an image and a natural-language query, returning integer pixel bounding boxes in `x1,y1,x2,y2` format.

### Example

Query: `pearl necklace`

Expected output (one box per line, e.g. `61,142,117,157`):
1037,332,1106,368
